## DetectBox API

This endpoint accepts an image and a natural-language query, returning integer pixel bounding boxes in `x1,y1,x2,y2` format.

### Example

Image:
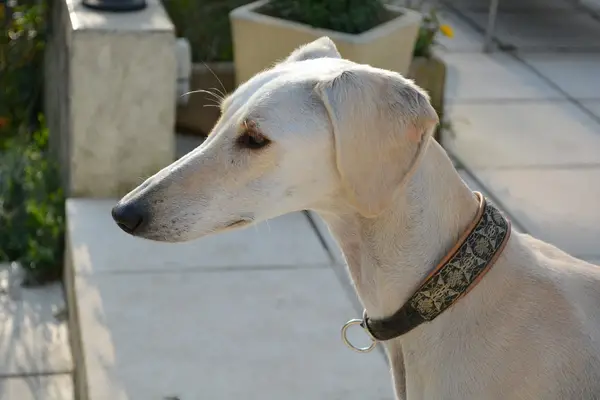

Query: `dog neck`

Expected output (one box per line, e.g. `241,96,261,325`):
315,139,480,323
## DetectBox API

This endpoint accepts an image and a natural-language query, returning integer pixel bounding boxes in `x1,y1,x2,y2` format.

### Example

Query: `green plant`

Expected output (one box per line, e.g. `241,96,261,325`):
0,0,46,146
413,8,453,58
1,0,64,285
162,0,254,62
263,0,389,34
0,116,65,284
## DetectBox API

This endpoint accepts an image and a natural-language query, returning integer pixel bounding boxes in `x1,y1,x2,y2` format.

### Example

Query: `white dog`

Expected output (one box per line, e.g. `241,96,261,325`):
112,37,600,399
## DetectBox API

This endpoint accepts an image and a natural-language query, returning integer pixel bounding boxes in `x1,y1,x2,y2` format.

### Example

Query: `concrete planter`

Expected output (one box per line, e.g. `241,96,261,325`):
230,0,422,86
175,62,236,136
408,55,446,143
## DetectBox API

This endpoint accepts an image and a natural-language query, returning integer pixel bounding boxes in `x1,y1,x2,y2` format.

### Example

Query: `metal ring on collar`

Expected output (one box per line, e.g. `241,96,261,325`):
341,315,378,353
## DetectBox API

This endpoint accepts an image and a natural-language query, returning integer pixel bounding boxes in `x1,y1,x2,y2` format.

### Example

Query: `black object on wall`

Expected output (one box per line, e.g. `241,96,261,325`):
82,0,147,12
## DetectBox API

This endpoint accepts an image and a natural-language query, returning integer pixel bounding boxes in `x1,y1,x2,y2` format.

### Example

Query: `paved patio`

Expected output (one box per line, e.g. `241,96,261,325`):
3,1,600,398
436,0,600,264
0,269,73,399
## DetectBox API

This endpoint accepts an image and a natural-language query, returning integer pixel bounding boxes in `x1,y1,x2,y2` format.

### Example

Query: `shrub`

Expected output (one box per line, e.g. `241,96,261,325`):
1,0,65,285
162,0,255,62
263,0,388,34
0,0,46,146
0,117,65,285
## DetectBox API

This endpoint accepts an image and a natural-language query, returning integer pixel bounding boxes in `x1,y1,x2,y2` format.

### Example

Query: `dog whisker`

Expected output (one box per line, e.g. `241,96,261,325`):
182,89,224,104
202,61,227,98
208,86,226,101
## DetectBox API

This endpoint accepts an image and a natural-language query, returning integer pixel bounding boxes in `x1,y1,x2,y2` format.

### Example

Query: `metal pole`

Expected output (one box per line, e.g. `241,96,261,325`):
483,0,499,52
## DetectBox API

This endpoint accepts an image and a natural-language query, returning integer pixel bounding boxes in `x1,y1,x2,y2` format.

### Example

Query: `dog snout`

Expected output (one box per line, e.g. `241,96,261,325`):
111,202,148,234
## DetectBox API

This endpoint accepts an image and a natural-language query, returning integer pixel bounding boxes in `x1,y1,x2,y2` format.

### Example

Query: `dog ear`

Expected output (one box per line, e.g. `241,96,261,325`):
284,36,341,63
315,66,438,217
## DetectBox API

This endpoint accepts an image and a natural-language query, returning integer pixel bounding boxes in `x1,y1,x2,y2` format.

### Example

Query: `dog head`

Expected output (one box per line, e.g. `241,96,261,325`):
112,37,438,242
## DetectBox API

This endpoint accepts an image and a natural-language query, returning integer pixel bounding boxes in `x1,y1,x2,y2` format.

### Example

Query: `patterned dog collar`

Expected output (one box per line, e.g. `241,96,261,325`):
356,192,511,345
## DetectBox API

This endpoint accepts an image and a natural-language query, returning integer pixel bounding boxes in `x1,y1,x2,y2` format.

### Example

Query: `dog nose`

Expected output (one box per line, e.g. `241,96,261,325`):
111,202,146,234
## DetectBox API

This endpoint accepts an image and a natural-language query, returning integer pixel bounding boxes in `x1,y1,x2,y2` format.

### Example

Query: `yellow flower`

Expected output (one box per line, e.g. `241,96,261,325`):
440,24,454,38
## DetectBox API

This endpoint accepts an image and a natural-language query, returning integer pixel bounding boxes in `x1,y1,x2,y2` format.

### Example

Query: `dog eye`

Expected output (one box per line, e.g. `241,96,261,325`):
237,130,270,150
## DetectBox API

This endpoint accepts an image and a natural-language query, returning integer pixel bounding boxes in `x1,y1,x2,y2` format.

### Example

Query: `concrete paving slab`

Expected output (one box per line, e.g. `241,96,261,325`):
74,268,394,400
431,10,485,53
458,168,495,195
522,54,600,100
306,213,345,266
67,199,331,274
457,169,525,233
461,11,600,51
581,100,600,119
0,275,72,375
458,168,490,195
444,102,600,169
581,0,600,11
472,168,600,259
0,374,73,400
443,0,575,11
441,53,564,102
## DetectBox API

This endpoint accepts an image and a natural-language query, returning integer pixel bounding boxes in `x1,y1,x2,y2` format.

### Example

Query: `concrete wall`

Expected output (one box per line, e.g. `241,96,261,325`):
44,0,177,198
